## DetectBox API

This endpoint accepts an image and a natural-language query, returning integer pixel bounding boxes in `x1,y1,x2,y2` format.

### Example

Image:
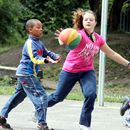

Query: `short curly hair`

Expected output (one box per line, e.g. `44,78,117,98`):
25,19,41,33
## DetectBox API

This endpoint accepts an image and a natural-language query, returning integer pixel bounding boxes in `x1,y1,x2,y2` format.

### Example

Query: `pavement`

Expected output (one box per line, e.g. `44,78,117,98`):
0,95,129,130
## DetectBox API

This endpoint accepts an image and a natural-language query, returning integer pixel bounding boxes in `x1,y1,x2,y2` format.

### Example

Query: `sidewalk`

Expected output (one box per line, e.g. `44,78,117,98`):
0,95,128,130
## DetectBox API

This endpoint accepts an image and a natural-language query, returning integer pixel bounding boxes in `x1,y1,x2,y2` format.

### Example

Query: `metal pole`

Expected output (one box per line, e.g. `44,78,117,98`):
98,0,108,106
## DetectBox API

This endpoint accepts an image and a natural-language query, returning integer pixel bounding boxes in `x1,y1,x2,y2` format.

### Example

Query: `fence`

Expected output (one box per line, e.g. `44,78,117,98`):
120,7,130,32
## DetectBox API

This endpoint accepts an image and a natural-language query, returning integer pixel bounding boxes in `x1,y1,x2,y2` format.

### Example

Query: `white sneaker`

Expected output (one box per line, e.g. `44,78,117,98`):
79,125,92,130
123,116,130,127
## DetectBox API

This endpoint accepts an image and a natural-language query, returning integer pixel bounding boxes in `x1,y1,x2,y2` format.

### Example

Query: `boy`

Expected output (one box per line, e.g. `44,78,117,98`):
0,19,60,130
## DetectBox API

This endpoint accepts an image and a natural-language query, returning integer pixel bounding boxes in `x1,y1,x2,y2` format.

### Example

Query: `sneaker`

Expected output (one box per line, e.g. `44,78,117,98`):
79,125,92,130
120,96,130,116
123,118,130,127
37,123,54,130
0,117,13,130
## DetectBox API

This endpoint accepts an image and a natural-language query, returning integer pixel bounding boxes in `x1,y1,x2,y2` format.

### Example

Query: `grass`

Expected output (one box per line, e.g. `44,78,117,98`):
0,83,126,103
0,76,128,103
0,86,15,95
0,46,11,54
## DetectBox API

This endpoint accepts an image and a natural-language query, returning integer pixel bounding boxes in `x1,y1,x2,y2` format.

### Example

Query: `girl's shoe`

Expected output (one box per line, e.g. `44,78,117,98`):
79,124,92,130
123,118,130,127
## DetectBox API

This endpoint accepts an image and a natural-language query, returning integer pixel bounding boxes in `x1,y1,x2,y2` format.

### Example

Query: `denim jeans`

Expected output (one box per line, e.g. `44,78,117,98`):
0,75,47,125
48,70,97,127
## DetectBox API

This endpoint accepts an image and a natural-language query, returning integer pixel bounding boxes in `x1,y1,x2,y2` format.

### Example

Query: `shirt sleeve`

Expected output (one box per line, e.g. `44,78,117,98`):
41,42,60,61
98,35,106,47
27,39,45,64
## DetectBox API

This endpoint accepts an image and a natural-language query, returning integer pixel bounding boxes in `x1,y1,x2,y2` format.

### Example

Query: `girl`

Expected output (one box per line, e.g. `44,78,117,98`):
48,9,130,130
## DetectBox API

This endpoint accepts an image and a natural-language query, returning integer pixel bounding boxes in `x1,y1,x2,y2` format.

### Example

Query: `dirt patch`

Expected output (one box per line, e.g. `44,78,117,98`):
0,46,22,67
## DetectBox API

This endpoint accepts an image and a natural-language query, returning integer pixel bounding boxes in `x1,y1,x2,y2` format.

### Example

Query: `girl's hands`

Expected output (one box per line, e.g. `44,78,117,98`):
55,55,61,63
54,28,63,39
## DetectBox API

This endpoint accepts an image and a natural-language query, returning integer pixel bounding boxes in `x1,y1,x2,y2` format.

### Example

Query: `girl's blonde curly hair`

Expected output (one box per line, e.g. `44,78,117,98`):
72,8,96,30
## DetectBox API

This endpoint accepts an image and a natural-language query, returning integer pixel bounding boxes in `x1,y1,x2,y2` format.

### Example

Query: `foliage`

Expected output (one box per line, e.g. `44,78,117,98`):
0,0,35,45
0,76,13,86
20,0,89,33
123,2,130,9
0,0,22,45
0,76,15,95
0,86,15,95
1,0,130,45
0,45,11,54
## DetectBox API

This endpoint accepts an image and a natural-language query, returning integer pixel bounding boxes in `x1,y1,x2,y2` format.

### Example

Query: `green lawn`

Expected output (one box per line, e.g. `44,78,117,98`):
0,82,127,103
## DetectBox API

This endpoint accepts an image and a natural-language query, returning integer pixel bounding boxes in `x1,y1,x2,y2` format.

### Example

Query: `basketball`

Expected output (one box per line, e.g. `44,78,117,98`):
58,28,81,50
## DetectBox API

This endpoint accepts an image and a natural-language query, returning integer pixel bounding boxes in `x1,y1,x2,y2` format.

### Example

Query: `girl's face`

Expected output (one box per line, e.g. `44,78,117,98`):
29,21,43,38
82,12,97,34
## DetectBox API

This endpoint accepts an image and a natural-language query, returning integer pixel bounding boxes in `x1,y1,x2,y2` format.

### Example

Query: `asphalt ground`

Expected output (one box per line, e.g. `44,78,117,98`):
0,95,129,130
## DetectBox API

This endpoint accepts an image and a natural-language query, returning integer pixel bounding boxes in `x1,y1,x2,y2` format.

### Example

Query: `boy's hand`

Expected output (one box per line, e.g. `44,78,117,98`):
45,56,61,64
55,55,61,63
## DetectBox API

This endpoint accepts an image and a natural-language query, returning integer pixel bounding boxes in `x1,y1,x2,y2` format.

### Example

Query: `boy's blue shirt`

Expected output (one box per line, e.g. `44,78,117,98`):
16,35,58,76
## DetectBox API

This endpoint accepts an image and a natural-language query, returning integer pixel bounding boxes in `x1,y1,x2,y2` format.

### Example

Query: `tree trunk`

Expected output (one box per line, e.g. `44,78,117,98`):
109,0,127,31
88,0,101,24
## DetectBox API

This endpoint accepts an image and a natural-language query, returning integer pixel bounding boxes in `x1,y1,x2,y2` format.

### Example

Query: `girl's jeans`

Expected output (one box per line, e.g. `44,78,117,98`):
0,75,47,125
48,70,97,127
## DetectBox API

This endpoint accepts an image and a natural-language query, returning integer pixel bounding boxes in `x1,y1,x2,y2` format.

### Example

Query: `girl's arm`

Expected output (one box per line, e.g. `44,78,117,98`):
100,43,130,67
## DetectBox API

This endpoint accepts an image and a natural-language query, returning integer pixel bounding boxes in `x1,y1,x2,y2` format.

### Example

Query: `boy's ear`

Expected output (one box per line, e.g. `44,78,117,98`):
28,27,32,33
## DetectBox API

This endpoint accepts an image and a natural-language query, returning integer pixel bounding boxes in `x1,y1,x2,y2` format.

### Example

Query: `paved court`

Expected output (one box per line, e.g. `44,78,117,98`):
0,95,128,130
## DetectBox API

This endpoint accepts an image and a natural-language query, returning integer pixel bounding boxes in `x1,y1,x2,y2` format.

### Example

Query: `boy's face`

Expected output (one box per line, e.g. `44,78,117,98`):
29,21,43,38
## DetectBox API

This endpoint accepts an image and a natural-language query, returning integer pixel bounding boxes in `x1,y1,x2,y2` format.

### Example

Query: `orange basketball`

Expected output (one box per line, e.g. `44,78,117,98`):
58,28,81,50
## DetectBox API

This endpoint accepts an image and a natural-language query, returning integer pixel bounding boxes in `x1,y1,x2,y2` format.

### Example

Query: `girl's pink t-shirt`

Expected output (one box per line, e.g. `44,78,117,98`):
63,29,105,73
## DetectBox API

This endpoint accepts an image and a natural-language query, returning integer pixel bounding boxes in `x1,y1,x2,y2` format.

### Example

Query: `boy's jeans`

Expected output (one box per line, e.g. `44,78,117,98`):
48,70,97,127
0,75,47,125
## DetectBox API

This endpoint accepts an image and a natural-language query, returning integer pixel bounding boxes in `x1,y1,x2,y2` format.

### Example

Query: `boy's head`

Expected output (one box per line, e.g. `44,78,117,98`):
25,19,43,38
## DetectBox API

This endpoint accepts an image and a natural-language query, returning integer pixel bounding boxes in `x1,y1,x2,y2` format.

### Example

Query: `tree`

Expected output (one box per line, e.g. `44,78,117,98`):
0,0,24,45
20,0,89,33
109,0,128,31
88,0,101,23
